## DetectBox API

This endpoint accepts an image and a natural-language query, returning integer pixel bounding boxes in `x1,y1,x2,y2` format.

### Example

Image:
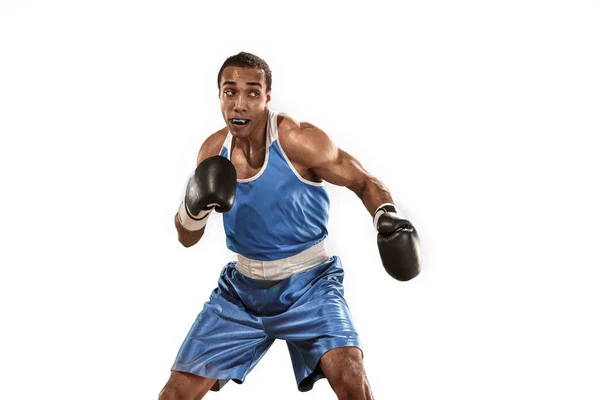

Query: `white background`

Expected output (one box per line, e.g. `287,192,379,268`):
1,1,599,399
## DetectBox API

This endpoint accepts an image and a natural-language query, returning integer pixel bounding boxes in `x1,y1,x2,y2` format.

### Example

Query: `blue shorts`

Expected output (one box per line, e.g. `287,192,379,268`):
171,256,361,392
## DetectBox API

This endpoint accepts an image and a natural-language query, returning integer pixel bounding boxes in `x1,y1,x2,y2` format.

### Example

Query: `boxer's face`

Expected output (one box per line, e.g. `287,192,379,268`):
219,66,270,138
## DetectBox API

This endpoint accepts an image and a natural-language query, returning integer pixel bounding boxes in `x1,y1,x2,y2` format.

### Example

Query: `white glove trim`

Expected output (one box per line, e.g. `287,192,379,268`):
373,203,404,230
177,202,211,231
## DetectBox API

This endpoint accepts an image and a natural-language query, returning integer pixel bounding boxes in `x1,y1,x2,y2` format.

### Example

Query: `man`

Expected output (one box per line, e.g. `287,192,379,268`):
159,52,420,400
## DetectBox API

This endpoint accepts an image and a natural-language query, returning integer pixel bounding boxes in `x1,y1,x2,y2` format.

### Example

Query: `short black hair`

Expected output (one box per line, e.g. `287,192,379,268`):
217,52,272,92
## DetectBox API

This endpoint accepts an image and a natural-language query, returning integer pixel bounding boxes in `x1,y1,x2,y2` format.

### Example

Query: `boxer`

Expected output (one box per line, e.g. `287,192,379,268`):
160,52,420,400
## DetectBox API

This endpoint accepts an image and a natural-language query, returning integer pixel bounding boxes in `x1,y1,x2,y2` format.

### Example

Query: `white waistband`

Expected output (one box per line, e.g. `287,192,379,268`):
235,241,329,280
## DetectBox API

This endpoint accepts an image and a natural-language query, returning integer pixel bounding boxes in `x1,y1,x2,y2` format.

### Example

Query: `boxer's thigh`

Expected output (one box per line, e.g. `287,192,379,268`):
266,256,362,391
172,264,274,388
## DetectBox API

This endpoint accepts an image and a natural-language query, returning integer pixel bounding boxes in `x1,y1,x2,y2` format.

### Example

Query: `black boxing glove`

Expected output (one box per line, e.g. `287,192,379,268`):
177,155,237,231
375,204,421,281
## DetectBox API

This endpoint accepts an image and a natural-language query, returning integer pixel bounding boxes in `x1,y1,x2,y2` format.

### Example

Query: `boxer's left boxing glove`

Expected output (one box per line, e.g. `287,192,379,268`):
374,204,421,281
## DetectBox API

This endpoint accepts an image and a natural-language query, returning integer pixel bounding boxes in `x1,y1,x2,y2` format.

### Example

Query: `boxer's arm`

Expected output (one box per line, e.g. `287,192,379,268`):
174,128,228,247
175,215,205,247
281,121,421,280
281,122,393,216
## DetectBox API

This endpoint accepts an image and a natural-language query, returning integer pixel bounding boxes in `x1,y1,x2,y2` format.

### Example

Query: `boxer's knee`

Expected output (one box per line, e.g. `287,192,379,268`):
158,371,216,400
320,347,373,400
158,384,178,400
330,365,370,400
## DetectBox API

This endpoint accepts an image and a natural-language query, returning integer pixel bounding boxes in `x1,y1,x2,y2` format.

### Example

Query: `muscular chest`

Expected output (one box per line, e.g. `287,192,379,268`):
229,145,319,182
229,147,266,180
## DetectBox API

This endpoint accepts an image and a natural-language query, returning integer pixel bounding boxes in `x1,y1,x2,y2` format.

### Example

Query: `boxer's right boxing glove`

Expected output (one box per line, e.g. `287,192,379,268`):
178,155,237,231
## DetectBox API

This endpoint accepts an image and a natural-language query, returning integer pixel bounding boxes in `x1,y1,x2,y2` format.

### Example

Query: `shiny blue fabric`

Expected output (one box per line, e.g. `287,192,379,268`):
219,121,330,261
172,256,361,392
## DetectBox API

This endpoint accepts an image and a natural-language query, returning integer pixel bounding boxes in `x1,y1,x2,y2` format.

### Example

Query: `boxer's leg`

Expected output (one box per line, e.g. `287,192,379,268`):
165,262,274,397
264,256,365,393
158,371,217,400
319,347,374,400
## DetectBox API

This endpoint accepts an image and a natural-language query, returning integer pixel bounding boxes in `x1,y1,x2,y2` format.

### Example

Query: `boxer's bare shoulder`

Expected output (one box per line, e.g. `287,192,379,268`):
277,114,372,194
196,127,229,165
278,115,336,164
277,115,336,182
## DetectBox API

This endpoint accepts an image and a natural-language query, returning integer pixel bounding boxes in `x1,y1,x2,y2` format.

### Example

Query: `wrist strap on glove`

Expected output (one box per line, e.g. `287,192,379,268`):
373,203,404,229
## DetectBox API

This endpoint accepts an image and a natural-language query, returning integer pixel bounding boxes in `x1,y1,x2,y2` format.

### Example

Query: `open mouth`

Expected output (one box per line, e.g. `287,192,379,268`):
230,119,250,126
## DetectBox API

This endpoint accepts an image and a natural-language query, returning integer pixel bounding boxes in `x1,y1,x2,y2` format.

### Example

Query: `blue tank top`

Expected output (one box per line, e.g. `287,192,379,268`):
219,109,330,261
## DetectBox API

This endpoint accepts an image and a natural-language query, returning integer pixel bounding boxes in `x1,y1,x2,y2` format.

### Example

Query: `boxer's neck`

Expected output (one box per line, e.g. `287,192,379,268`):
232,112,268,156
